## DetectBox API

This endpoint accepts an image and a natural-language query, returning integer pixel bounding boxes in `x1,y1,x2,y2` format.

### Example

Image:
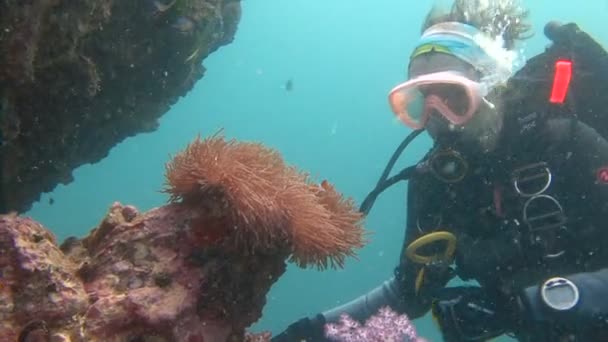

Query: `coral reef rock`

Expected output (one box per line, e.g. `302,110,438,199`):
0,203,280,341
0,0,242,213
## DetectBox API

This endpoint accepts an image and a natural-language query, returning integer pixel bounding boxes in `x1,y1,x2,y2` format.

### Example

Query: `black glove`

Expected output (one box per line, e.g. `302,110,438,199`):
431,286,513,342
271,314,328,342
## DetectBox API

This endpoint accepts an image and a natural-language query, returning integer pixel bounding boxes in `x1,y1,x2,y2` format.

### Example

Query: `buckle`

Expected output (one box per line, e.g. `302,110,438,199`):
522,194,567,258
512,162,552,197
522,194,566,232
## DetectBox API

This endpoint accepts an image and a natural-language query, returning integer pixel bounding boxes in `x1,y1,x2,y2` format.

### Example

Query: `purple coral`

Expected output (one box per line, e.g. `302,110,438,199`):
324,306,427,342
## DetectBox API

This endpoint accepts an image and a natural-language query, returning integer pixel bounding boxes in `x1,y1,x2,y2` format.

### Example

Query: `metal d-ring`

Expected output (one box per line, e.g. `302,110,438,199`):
512,162,552,197
522,194,565,231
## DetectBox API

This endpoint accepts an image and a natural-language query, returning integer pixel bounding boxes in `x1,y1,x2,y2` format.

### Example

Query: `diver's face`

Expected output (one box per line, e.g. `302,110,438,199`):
408,53,501,152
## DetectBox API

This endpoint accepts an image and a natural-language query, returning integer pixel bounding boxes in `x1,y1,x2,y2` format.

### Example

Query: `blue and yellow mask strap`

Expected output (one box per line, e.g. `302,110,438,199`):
410,43,456,60
409,22,519,88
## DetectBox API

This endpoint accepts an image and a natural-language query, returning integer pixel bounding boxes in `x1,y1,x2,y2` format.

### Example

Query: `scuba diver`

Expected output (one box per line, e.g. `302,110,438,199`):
272,2,608,342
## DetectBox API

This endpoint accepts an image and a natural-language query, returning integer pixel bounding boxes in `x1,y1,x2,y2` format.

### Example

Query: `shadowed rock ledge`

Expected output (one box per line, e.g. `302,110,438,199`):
0,0,241,213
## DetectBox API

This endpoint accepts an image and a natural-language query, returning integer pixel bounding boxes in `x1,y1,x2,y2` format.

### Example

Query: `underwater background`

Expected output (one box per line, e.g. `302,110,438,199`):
25,0,608,340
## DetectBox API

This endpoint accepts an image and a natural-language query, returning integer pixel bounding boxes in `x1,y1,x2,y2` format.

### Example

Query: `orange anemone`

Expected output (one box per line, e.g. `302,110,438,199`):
163,132,367,269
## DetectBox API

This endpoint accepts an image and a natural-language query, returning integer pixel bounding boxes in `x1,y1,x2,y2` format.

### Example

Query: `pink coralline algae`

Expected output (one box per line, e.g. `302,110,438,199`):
0,205,239,341
324,306,428,342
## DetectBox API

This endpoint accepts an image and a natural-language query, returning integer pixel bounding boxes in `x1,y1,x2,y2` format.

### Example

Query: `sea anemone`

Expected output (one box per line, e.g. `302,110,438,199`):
284,180,367,269
163,132,366,269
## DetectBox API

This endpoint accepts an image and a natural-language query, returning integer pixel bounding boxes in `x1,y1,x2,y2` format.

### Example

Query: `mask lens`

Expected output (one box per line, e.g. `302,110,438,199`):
406,89,426,121
389,86,428,127
425,84,470,117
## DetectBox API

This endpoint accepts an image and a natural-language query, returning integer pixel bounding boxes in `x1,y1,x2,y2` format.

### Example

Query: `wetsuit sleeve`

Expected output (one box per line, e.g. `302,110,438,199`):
271,277,409,341
320,276,407,323
321,172,446,323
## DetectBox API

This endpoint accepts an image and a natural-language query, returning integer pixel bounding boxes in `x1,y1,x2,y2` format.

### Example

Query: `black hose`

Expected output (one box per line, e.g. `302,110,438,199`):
359,129,423,215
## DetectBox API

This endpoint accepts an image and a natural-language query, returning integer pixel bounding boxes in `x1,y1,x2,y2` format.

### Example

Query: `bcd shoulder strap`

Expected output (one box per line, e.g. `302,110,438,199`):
504,23,608,143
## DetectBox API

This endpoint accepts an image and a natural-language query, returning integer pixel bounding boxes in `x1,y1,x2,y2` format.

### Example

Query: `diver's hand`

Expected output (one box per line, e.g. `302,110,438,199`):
432,286,511,342
271,314,328,342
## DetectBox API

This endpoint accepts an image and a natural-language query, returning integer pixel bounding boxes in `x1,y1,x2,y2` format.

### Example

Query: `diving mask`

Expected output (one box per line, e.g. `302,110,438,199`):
388,71,489,130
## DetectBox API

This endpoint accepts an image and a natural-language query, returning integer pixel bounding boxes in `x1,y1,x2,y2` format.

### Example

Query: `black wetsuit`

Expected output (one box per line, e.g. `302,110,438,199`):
394,113,608,341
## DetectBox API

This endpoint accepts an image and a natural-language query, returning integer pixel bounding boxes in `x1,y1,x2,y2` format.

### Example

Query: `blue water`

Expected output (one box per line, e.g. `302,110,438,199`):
26,1,608,340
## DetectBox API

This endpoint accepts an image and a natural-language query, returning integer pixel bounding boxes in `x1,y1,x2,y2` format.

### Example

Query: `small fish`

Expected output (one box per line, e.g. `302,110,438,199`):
284,79,293,92
330,121,338,136
321,180,334,192
49,197,54,205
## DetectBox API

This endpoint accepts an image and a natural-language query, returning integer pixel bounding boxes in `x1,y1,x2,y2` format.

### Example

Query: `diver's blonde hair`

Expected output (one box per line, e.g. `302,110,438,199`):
422,0,533,50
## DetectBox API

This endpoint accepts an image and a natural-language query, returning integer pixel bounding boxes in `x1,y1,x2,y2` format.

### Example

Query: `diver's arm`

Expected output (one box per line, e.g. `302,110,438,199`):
271,173,440,341
270,277,412,342
271,274,421,341
321,164,454,322
319,276,405,323
321,203,440,325
322,190,445,324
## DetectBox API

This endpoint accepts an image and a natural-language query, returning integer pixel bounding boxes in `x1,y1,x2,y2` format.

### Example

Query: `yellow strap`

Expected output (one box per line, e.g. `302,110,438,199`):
431,300,442,328
415,267,426,295
410,43,454,60
405,231,457,264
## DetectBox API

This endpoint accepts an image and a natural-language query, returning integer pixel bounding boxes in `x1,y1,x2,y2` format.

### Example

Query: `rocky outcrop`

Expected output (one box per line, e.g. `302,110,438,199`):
0,0,242,213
